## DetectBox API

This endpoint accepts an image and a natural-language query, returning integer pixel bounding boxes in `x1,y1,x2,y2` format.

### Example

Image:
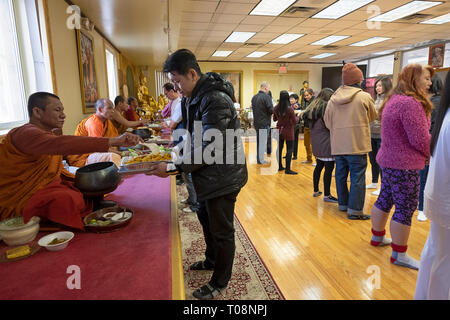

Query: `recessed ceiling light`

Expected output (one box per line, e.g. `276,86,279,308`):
311,53,337,59
279,52,300,58
269,34,305,44
250,0,297,16
247,51,269,58
420,12,450,24
369,1,443,22
349,37,391,46
311,35,350,46
312,0,375,19
225,32,256,43
212,51,233,57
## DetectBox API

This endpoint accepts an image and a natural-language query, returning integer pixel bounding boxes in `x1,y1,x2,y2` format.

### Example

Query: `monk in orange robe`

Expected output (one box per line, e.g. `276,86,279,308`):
67,99,123,168
112,96,148,134
124,97,140,121
0,92,141,229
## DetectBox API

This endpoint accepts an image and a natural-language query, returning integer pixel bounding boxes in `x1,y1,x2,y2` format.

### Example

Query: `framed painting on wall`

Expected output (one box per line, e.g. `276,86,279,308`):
213,70,243,106
429,43,445,68
76,29,99,114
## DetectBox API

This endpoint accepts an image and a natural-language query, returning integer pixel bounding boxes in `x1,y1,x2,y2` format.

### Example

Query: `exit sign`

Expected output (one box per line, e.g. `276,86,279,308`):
279,66,288,74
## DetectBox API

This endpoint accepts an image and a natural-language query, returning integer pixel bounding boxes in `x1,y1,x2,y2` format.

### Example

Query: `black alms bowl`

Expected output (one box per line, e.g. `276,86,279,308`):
132,128,151,140
75,162,121,194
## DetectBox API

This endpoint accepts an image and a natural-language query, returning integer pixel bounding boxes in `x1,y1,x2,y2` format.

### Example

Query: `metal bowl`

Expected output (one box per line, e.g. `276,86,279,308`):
75,162,121,194
132,128,151,140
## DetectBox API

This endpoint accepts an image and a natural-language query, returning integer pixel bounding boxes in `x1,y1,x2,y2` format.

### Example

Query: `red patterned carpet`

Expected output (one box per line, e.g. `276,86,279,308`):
177,185,285,300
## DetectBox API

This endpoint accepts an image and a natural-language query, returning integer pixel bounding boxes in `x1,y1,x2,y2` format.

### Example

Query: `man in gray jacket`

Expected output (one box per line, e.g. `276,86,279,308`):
251,82,274,164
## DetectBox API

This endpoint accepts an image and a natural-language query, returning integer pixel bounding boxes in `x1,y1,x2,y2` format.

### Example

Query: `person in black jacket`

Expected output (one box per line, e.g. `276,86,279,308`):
251,82,274,164
146,49,248,300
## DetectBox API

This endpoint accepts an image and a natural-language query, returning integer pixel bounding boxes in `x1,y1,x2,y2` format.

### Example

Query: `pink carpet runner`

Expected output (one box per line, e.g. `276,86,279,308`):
0,174,172,300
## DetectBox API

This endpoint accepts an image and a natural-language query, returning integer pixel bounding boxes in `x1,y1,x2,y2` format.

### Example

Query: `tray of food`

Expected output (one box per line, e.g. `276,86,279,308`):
119,143,173,175
84,207,133,233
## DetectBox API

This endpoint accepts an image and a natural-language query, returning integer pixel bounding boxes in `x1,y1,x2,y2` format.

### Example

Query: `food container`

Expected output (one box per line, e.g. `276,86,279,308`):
83,207,134,233
0,216,40,246
38,231,74,252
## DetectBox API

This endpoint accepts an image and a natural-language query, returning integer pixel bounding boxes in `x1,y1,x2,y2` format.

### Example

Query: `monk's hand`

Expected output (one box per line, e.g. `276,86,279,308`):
140,119,149,126
145,162,169,178
110,133,143,148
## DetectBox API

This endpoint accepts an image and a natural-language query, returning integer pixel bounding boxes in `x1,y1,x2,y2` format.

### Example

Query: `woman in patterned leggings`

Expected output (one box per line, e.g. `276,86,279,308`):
369,64,434,270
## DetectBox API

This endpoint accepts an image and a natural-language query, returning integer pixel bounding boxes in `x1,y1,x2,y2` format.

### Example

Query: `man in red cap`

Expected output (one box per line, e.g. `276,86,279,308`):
324,63,377,220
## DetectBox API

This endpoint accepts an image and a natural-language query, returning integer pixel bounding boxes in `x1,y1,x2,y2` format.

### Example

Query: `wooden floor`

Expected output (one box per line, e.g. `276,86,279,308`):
234,137,430,300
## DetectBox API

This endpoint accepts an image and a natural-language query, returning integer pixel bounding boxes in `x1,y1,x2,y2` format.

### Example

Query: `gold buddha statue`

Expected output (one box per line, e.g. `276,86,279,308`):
137,74,159,120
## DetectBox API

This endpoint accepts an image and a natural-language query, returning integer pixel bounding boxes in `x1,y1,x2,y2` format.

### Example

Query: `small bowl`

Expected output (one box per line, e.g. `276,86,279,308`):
0,216,40,246
38,231,74,252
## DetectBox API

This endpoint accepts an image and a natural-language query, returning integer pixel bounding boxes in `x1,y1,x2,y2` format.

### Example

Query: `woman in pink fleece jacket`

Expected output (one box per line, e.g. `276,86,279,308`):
370,64,434,270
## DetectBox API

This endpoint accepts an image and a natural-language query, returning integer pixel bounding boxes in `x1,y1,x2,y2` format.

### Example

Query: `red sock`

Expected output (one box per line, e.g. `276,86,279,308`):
370,229,386,247
390,243,408,263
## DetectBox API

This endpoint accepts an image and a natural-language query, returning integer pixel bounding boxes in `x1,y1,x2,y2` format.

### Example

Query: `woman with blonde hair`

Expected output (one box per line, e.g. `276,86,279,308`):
369,64,434,270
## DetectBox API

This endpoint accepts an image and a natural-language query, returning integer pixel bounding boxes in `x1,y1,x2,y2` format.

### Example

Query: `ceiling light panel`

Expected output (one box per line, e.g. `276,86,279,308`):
279,52,300,58
368,1,443,22
250,0,297,16
349,37,391,46
246,51,269,58
311,35,350,46
269,33,305,44
420,12,450,24
212,51,233,57
311,53,337,59
312,0,375,19
225,32,256,43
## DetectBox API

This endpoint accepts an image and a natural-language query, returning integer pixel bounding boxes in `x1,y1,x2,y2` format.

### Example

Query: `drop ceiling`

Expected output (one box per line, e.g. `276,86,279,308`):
70,0,450,65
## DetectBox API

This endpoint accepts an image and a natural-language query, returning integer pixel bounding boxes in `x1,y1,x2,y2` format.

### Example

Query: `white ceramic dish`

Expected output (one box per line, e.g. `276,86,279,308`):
38,231,74,252
0,216,40,246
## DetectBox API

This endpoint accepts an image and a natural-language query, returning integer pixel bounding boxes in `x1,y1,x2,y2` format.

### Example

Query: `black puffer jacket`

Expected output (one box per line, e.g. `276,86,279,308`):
177,72,248,201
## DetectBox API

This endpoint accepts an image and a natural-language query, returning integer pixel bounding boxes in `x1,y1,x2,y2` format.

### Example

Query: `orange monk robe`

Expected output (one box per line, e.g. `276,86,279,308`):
112,111,128,135
0,124,109,229
66,114,118,167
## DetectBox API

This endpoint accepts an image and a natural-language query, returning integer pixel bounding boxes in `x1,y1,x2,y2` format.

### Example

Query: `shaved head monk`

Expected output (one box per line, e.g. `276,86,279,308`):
0,92,141,229
67,98,123,168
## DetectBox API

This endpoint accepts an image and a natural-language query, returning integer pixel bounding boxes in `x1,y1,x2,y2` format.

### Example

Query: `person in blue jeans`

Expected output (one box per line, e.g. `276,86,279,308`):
324,63,377,220
334,155,368,218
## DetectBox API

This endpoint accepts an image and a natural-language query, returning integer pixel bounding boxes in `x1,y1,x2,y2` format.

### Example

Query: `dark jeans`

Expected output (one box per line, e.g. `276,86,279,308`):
313,160,335,196
256,126,271,163
368,138,382,183
418,165,429,211
293,126,300,159
196,190,240,288
277,139,294,171
335,154,368,213
183,172,199,211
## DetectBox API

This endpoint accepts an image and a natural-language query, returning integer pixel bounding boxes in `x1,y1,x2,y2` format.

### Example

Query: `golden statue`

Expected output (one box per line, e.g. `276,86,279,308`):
137,74,158,120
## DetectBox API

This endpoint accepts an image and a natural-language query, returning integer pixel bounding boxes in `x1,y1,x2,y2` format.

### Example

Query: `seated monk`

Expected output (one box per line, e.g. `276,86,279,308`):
66,98,123,168
0,92,141,229
125,97,140,121
112,95,148,134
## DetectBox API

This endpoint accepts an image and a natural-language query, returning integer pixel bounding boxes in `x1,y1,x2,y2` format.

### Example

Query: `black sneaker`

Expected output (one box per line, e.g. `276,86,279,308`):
324,195,338,203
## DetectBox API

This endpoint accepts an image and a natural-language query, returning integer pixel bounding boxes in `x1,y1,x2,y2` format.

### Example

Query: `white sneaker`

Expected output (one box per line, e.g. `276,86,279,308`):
417,211,428,222
371,189,380,196
366,183,378,189
183,207,193,213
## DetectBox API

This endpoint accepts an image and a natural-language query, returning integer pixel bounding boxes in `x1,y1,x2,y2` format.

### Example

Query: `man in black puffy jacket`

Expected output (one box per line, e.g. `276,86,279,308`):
146,49,248,300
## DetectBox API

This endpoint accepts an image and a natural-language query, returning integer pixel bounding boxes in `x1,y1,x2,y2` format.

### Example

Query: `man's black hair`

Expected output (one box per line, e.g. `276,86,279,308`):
114,95,125,107
163,49,202,76
303,80,309,85
128,97,137,105
27,92,60,118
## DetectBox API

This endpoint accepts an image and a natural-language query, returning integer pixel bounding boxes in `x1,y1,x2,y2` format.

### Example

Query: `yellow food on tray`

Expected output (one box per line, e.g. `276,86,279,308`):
6,245,31,259
125,153,171,164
